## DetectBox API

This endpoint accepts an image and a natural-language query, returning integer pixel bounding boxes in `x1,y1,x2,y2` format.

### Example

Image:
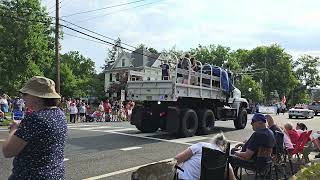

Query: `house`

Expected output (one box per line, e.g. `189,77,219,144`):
104,47,169,99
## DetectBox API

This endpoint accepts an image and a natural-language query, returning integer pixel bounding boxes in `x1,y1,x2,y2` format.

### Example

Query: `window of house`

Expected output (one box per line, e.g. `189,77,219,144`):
109,73,112,82
122,59,125,66
116,73,120,81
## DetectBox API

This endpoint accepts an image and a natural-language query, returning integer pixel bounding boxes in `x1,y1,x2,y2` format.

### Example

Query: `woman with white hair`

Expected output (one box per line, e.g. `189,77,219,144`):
174,133,236,180
2,76,67,179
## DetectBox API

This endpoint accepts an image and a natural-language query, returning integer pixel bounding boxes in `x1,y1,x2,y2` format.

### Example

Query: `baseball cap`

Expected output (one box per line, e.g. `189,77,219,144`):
251,113,266,124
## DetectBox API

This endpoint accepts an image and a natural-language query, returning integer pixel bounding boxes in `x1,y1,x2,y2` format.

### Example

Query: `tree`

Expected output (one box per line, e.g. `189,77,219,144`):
107,72,127,95
294,55,320,88
162,45,184,62
235,75,264,103
137,43,159,53
90,72,106,100
245,45,298,102
59,51,96,97
0,0,54,95
103,38,121,70
190,44,227,65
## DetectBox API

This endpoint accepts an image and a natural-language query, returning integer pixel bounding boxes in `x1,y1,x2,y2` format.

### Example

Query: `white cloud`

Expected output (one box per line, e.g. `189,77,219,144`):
43,0,320,71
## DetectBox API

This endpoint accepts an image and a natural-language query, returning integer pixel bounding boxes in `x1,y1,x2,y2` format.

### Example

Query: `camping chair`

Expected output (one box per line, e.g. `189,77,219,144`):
200,142,230,180
291,130,313,163
131,161,177,180
272,130,293,179
234,147,273,180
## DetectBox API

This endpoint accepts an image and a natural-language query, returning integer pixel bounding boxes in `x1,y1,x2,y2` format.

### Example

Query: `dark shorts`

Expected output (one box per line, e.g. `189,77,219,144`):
80,113,85,117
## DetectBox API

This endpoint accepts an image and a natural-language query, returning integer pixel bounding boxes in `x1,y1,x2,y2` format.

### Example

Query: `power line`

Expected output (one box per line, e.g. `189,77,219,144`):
48,0,63,11
64,32,110,45
61,24,169,63
48,0,63,15
60,0,74,10
59,18,137,50
0,14,169,63
76,0,165,23
61,0,148,18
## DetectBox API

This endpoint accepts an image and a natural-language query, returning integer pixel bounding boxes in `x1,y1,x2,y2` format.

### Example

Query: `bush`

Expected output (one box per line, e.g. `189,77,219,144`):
294,163,320,180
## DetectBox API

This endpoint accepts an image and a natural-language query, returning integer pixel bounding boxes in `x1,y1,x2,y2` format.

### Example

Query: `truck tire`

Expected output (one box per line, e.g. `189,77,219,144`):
134,106,159,133
289,115,293,119
234,108,247,129
180,109,198,137
136,117,159,133
197,109,215,135
131,105,143,125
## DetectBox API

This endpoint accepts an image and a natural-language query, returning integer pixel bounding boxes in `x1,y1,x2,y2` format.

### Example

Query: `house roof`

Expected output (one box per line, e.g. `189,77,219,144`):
105,47,161,72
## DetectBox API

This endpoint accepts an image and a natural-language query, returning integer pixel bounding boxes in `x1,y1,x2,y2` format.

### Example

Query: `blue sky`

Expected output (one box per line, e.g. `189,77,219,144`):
42,0,320,72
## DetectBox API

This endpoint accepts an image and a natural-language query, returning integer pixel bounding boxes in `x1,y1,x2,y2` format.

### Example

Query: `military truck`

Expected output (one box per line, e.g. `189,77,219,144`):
308,102,320,116
126,57,249,137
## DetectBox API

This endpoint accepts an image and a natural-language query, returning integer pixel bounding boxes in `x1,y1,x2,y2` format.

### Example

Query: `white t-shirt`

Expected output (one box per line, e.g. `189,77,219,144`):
69,106,78,114
178,142,222,180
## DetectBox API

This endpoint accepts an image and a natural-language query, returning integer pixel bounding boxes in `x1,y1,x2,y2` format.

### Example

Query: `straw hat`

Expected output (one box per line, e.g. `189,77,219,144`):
19,76,61,99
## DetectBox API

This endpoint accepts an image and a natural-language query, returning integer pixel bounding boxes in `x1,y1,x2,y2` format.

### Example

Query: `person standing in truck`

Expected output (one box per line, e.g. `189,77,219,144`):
160,60,170,80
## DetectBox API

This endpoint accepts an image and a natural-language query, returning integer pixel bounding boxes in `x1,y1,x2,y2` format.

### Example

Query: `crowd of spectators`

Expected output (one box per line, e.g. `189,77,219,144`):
61,98,135,123
174,113,320,179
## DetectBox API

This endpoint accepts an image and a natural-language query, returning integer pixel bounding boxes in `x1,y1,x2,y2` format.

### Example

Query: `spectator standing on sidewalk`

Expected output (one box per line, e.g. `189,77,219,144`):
79,101,86,122
103,99,112,122
69,103,78,123
2,76,67,180
0,95,9,119
76,99,81,122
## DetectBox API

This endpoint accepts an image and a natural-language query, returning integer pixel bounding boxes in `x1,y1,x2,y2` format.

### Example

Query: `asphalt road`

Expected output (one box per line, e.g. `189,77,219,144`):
0,113,319,180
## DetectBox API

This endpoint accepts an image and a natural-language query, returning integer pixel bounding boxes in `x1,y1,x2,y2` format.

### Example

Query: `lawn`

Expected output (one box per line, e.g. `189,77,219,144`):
0,112,13,126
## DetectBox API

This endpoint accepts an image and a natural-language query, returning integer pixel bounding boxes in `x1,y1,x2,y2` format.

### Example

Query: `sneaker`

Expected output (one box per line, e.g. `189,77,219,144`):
315,153,320,158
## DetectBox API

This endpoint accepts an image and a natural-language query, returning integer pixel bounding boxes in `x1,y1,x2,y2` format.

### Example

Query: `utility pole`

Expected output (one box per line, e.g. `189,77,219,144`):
55,0,60,93
264,57,267,104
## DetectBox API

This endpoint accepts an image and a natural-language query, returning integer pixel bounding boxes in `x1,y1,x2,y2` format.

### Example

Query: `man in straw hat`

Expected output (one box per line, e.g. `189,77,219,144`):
2,76,67,179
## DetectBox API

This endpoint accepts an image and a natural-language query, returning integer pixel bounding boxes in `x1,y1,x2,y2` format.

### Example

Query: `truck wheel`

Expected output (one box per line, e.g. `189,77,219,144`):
289,115,292,119
136,116,159,133
131,105,143,125
180,109,198,137
197,109,215,135
234,108,247,129
134,106,159,133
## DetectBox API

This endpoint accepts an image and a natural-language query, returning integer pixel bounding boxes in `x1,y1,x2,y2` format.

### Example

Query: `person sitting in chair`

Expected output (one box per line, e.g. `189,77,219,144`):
229,113,275,176
174,133,236,180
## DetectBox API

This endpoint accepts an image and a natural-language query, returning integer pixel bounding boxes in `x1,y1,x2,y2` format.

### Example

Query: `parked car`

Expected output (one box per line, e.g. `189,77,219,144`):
308,102,320,116
289,106,314,119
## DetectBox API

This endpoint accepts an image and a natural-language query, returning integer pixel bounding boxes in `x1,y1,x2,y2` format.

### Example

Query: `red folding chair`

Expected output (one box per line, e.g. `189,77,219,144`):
291,130,312,161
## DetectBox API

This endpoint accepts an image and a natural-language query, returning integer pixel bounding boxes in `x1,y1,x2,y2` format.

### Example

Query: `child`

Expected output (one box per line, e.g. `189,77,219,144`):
92,108,104,122
79,102,86,122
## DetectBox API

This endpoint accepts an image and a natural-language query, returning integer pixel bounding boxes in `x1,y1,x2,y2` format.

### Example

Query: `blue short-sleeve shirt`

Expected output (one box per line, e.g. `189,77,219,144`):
10,108,67,180
241,128,275,166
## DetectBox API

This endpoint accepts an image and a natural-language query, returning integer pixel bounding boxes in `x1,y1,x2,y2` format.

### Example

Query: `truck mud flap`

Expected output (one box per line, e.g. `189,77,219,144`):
166,107,180,134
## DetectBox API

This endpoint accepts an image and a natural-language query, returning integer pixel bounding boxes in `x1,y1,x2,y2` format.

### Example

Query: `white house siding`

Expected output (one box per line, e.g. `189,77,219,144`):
114,55,132,68
104,72,111,92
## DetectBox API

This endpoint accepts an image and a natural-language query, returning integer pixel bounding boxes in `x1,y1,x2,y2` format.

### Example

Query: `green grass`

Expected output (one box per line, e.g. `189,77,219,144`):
0,119,12,126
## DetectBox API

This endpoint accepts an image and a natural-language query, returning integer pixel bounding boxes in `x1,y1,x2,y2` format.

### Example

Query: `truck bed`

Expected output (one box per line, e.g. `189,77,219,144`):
126,80,226,102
